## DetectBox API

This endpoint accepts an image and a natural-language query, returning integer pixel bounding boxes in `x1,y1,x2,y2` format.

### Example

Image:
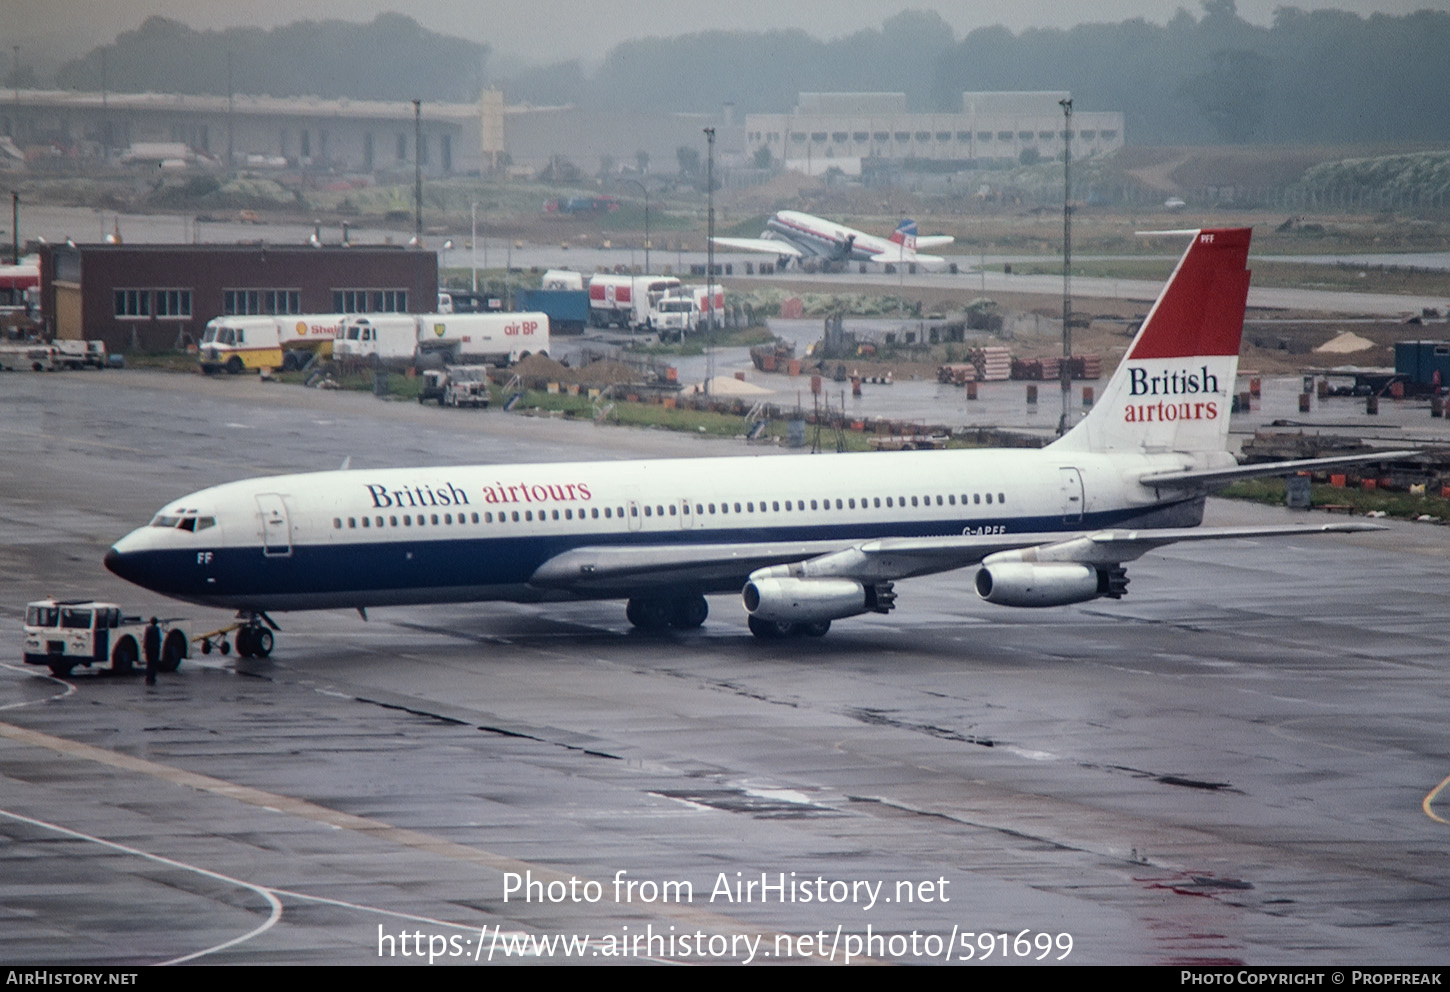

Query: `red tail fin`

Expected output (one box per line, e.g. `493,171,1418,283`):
1053,228,1252,455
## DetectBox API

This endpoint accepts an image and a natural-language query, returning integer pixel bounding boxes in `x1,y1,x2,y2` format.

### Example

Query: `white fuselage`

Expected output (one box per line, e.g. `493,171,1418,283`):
765,211,948,271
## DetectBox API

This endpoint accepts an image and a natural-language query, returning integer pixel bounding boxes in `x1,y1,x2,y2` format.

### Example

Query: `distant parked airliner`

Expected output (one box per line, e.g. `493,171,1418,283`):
712,211,955,271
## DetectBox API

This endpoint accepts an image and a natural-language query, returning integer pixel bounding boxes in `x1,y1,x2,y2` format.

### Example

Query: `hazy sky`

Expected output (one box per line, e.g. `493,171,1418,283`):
10,0,1449,68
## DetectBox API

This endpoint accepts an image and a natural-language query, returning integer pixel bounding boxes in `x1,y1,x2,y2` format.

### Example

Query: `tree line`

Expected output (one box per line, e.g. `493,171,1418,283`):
43,3,1450,146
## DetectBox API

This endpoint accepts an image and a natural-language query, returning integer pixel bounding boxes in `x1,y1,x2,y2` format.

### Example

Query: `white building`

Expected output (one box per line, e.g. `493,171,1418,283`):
745,92,1123,176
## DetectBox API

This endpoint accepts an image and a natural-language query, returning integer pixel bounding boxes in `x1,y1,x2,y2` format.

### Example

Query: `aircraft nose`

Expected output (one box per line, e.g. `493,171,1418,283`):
104,530,148,586
104,545,133,582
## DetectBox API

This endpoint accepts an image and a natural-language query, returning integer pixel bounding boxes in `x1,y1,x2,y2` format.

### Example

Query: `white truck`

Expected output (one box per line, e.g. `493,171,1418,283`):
23,599,190,678
200,314,346,374
52,339,107,369
650,286,726,342
415,312,550,367
333,314,420,365
199,316,284,374
0,341,56,371
650,296,700,342
588,274,681,331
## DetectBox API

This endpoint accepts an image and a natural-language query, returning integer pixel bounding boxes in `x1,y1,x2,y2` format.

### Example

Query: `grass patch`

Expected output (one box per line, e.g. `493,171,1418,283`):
1221,477,1449,520
124,351,206,373
511,389,908,451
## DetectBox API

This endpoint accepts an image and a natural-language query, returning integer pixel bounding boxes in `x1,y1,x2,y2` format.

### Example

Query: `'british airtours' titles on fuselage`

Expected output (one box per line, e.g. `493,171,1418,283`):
364,480,594,509
1125,363,1224,423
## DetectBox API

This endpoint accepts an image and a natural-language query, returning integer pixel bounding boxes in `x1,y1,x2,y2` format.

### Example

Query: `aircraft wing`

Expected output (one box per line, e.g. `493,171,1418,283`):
1139,450,1420,489
527,522,1381,595
709,236,804,259
529,539,844,593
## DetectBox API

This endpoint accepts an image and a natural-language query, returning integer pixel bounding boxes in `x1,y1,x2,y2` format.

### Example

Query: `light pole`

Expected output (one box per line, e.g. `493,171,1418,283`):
1058,96,1073,437
226,51,234,170
704,126,716,396
10,191,18,265
471,200,478,293
412,99,423,244
618,177,650,274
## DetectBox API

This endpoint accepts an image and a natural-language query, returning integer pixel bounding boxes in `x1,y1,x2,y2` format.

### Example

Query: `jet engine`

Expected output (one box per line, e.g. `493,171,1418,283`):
974,562,1128,608
742,577,894,623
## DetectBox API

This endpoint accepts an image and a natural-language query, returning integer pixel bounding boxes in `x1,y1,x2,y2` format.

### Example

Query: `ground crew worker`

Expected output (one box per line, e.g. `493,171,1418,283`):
143,618,161,685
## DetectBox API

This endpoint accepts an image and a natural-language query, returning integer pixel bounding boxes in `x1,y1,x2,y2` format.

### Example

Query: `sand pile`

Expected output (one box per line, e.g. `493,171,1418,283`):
1314,331,1376,354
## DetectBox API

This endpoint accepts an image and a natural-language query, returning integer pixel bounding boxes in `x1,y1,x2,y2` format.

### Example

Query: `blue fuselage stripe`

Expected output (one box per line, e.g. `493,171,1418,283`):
112,504,1175,610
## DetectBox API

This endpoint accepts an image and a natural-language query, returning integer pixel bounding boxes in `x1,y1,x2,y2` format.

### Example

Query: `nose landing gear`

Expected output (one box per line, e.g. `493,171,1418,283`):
198,612,280,658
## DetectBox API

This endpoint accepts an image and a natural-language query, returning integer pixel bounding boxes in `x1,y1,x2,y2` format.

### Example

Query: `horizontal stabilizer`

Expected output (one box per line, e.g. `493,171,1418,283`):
980,522,1385,569
914,235,955,250
1140,450,1420,489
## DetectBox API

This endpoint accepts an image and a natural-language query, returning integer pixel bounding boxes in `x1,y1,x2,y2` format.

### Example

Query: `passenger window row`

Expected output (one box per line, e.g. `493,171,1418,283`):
330,491,1007,532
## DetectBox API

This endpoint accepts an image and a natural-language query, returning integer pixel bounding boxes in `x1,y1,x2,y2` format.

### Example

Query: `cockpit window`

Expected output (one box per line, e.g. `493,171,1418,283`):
150,513,215,532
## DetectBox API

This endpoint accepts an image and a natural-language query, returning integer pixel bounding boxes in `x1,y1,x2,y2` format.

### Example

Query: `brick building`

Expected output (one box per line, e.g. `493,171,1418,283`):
39,243,438,352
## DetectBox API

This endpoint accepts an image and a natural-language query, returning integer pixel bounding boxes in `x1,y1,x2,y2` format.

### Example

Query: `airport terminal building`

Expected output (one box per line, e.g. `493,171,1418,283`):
744,92,1124,176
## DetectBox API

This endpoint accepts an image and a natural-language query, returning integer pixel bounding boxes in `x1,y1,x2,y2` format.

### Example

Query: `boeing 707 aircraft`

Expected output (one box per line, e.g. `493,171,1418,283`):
712,211,955,271
105,228,1400,657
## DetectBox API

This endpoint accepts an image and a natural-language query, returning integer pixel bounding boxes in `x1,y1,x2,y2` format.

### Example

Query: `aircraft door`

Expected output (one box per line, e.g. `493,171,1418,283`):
1059,467,1085,524
626,500,642,532
256,494,293,557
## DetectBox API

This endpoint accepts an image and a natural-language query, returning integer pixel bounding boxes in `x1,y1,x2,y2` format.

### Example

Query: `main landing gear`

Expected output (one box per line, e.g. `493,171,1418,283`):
625,595,709,631
746,616,831,640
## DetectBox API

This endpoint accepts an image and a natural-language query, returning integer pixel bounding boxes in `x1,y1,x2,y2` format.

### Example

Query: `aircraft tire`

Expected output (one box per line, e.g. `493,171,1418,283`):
160,631,186,672
253,628,274,658
235,627,254,658
801,620,831,637
669,596,709,629
111,639,137,675
747,615,793,640
626,597,670,630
